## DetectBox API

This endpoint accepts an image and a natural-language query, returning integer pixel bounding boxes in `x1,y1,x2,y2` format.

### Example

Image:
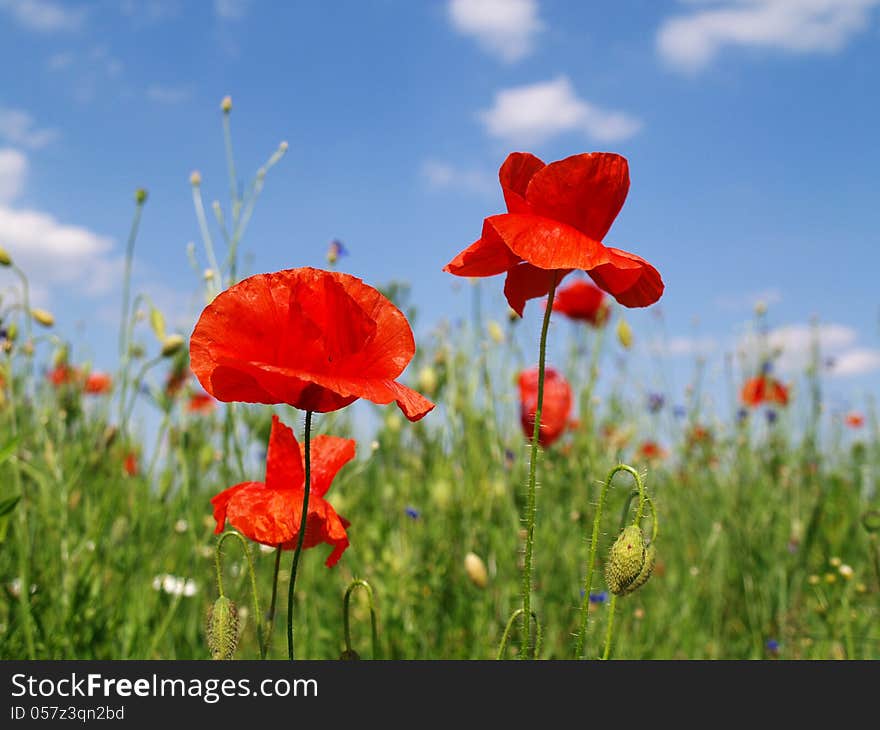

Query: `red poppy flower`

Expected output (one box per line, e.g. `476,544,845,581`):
443,152,663,316
48,364,77,387
741,376,789,408
187,391,216,414
84,372,112,395
123,452,139,477
210,415,354,567
637,440,667,461
550,278,609,326
844,412,864,429
518,366,572,447
190,267,434,421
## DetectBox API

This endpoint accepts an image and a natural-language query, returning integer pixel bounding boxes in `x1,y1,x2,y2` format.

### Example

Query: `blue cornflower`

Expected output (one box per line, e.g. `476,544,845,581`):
766,639,780,653
589,591,608,604
647,392,665,413
736,408,749,423
761,360,773,375
673,405,687,419
326,239,349,264
405,506,420,520
766,409,777,424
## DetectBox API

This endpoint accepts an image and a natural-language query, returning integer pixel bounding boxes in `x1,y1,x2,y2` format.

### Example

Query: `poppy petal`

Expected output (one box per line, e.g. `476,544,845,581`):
279,496,350,567
485,213,612,272
503,262,571,317
586,248,664,308
264,415,305,492
212,482,299,546
499,152,545,214
305,435,356,497
442,232,521,277
525,153,629,241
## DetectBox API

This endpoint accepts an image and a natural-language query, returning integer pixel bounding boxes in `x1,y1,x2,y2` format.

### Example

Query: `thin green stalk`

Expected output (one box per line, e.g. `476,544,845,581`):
222,111,241,226
521,271,559,659
287,410,313,660
117,196,146,434
11,265,34,389
342,579,379,659
214,530,266,659
497,608,542,660
574,463,646,659
192,185,222,298
264,545,282,658
601,595,618,660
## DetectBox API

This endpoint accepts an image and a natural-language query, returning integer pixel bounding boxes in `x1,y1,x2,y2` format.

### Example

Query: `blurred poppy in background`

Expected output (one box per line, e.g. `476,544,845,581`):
443,152,663,315
741,375,789,408
190,267,434,421
518,366,572,447
550,278,609,326
84,372,112,395
210,415,354,567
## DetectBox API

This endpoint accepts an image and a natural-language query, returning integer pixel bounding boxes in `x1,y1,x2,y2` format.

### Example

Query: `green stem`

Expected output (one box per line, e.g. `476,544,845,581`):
117,199,146,434
601,594,618,660
521,271,559,659
214,530,266,659
264,545,282,658
497,608,542,660
342,579,379,659
287,410,313,660
574,463,646,659
192,185,222,298
11,265,34,390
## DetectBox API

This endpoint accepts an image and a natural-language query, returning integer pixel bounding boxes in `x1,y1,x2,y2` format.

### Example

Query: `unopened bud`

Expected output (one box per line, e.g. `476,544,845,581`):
221,95,232,113
605,525,646,595
0,247,11,266
135,188,148,205
149,307,166,342
5,322,17,342
161,334,185,357
31,308,55,328
616,318,633,350
623,542,656,594
190,170,202,187
464,551,488,588
205,596,239,660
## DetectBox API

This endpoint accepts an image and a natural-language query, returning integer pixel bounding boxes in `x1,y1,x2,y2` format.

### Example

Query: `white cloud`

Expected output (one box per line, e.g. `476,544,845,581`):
146,84,192,104
0,108,59,149
0,0,85,32
657,0,880,73
479,76,642,146
420,159,495,196
826,348,880,376
448,0,543,62
214,0,250,20
0,205,117,296
46,51,74,71
0,148,27,203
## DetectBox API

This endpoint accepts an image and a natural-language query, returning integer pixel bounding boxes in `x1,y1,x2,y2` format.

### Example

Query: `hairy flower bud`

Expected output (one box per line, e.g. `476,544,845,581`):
206,596,239,660
623,542,656,594
605,525,645,595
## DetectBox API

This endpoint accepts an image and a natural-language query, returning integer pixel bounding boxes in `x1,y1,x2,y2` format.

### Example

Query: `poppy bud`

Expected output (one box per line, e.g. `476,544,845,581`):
31,308,55,328
161,334,185,357
487,320,504,344
464,551,488,588
149,307,166,342
221,95,232,113
0,246,11,266
616,318,633,349
605,525,646,595
5,322,17,342
623,542,656,594
135,188,148,205
205,595,239,660
189,170,202,187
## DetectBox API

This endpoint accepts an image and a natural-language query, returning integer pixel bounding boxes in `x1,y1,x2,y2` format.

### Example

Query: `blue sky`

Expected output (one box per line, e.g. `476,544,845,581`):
1,0,879,432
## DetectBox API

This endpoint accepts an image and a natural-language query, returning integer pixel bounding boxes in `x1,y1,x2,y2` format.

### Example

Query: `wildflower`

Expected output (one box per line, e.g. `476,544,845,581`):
405,506,420,520
673,405,687,419
637,440,667,461
187,391,216,414
30,308,55,328
123,452,138,477
326,239,348,265
766,409,778,425
190,170,202,187
736,407,748,423
221,95,232,113
518,366,572,447
487,320,504,344
838,564,854,580
84,372,112,395
741,375,789,408
464,552,488,588
190,267,434,421
48,364,77,387
550,278,609,326
765,639,780,654
844,412,864,429
443,152,663,316
417,366,438,396
210,415,355,567
174,519,188,533
647,392,665,413
807,574,820,586
829,556,842,568
589,591,608,604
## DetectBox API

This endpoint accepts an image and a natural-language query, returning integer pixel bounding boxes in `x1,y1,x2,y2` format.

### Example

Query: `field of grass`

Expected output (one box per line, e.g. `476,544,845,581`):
1,108,878,661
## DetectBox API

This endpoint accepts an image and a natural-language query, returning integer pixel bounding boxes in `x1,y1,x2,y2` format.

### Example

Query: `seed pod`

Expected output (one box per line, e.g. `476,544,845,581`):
605,525,645,595
623,542,656,595
205,596,239,660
